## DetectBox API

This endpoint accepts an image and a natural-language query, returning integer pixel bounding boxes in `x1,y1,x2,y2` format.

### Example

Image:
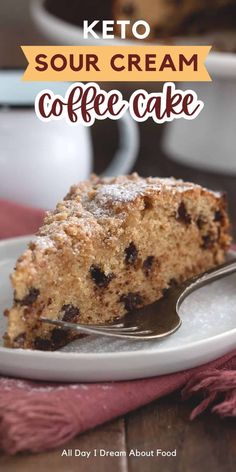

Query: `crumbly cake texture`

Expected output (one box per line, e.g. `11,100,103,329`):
113,0,236,38
4,173,231,351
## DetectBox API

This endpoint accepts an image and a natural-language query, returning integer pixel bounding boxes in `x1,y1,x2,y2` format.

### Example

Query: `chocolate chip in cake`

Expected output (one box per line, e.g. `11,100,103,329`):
17,288,40,306
196,216,205,229
121,3,135,16
120,292,143,311
177,202,191,225
90,265,115,288
62,304,80,322
142,256,155,276
201,233,215,250
143,196,153,210
51,328,68,347
214,210,224,222
162,287,169,297
125,242,138,265
34,337,52,351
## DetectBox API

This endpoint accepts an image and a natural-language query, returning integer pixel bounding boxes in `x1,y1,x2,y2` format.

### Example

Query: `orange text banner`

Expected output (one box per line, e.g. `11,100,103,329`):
22,45,211,82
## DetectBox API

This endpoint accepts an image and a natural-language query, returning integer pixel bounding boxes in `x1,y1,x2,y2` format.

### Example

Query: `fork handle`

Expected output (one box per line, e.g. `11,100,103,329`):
177,259,236,308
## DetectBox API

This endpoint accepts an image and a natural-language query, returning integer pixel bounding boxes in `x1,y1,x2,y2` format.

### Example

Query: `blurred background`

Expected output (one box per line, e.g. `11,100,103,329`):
0,0,236,236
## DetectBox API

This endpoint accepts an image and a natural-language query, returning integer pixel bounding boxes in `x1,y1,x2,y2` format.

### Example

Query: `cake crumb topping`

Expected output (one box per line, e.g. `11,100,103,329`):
33,174,221,253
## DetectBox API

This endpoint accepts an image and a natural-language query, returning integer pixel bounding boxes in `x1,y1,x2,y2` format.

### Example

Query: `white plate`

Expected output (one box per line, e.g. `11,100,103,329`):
0,236,236,382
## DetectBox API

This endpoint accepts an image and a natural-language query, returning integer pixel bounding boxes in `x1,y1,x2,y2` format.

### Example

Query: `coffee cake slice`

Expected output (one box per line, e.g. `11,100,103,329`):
4,174,231,350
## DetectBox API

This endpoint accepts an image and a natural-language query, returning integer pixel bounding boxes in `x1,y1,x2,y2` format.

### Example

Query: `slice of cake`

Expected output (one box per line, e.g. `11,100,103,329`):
4,174,231,350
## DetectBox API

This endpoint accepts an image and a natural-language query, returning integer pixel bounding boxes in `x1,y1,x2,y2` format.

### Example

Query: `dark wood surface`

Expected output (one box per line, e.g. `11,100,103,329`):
1,394,236,472
0,28,236,472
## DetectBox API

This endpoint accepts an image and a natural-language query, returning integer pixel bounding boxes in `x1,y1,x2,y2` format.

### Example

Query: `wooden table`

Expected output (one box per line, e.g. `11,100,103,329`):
0,29,236,472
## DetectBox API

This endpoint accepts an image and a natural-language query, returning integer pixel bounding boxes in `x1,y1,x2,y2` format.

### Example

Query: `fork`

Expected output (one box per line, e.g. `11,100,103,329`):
41,259,236,341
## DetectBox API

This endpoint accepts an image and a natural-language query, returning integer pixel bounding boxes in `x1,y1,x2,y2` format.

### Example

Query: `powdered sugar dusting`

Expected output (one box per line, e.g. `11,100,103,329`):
27,175,222,250
87,176,221,209
35,236,55,250
82,177,221,218
95,182,150,203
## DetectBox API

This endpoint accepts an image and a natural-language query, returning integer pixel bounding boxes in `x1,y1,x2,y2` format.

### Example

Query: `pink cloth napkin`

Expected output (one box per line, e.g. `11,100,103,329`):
0,199,44,239
0,200,235,455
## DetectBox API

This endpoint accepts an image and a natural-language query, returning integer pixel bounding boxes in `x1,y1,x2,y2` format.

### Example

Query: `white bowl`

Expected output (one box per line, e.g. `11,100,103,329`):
163,50,236,175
